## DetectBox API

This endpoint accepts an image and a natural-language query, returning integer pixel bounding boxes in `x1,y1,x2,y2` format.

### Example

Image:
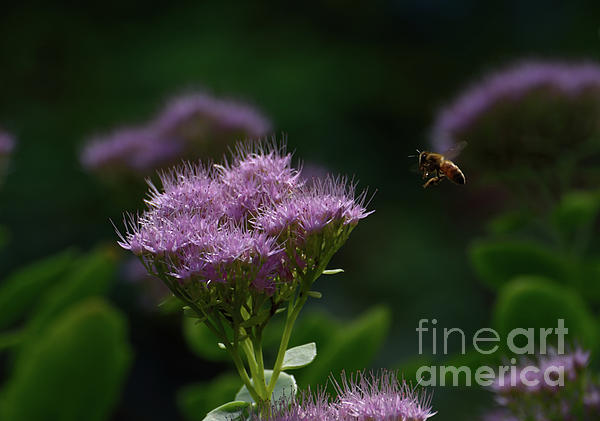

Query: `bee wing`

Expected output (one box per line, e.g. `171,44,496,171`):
443,141,468,160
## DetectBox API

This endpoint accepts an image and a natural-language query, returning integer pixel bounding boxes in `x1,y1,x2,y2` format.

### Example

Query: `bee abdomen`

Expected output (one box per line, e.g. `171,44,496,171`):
441,161,466,185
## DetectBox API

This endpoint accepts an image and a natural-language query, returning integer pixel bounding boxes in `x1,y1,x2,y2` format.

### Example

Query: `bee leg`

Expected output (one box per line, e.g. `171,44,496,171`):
423,176,440,188
422,174,446,189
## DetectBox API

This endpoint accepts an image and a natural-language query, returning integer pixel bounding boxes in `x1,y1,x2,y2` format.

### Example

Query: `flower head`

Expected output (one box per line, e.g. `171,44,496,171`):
81,92,271,178
117,139,371,306
249,370,434,421
334,370,436,421
0,130,15,184
255,389,337,421
430,60,600,196
0,130,15,157
432,60,600,153
153,92,271,147
487,348,596,420
81,126,183,176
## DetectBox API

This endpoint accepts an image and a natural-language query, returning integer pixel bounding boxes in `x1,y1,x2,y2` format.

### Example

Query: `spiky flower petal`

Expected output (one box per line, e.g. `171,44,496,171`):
334,370,436,421
249,370,435,421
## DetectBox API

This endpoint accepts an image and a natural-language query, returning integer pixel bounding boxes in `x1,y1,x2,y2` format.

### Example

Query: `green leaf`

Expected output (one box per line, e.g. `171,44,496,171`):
235,370,297,403
486,210,533,235
14,248,117,360
203,401,251,421
469,240,568,290
0,249,78,330
282,342,317,370
552,191,600,240
177,373,243,421
202,401,251,421
0,298,132,421
182,317,229,361
299,306,390,388
322,269,344,275
306,291,322,299
493,276,598,353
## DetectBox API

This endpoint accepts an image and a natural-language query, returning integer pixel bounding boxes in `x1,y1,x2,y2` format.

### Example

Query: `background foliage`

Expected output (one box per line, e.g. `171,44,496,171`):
2,1,600,420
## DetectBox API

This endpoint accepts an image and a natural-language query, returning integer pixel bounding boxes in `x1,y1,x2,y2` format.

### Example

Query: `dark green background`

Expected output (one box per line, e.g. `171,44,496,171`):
1,1,599,419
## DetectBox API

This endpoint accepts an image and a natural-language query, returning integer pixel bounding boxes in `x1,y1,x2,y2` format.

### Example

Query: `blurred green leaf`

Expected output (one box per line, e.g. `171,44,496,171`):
0,298,132,421
282,342,317,370
235,370,296,404
493,276,598,352
0,249,78,330
264,311,341,357
552,191,600,241
182,317,230,362
486,210,533,235
394,354,433,384
177,373,242,421
469,240,569,290
298,306,391,388
19,248,117,343
202,401,251,421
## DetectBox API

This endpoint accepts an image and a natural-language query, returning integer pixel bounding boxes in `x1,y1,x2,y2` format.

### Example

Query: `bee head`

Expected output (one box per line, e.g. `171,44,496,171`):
418,150,428,166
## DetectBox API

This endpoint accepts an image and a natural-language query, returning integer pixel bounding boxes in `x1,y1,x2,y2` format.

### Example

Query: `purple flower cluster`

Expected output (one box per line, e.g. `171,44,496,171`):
492,348,589,395
117,141,371,298
251,370,435,421
0,130,15,157
0,130,15,183
81,92,271,177
484,348,599,420
154,92,271,142
431,60,600,153
80,127,183,176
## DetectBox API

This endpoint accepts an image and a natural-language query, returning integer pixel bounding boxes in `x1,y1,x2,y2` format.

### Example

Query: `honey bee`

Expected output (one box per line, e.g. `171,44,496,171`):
413,142,467,189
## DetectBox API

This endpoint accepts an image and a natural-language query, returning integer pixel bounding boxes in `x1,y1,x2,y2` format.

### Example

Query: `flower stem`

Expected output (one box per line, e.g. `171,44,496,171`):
267,291,308,395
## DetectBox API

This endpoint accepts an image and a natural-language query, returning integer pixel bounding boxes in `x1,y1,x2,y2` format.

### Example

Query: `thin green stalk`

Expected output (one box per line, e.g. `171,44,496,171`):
253,329,267,398
227,344,262,403
240,334,268,400
267,292,308,395
186,301,262,403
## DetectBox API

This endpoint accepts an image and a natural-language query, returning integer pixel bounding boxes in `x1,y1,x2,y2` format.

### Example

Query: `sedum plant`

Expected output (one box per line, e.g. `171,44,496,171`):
482,348,599,420
117,140,372,416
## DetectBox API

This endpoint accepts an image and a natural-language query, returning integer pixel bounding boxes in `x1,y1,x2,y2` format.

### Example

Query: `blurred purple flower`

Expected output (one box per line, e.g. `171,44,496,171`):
117,140,371,295
0,130,15,184
81,92,271,178
432,60,600,153
80,126,183,176
0,130,15,157
492,348,590,396
481,410,518,421
153,91,271,143
487,348,597,420
298,162,329,186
